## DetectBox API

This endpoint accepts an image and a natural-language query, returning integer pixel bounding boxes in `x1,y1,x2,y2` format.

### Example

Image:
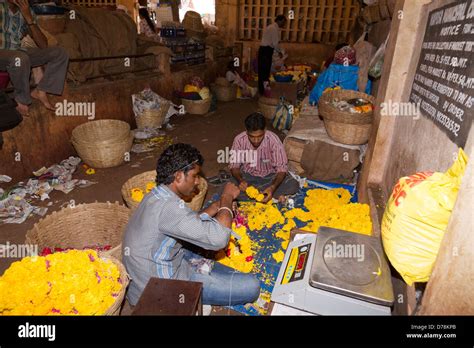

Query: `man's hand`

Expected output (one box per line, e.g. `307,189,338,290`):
238,180,248,191
13,0,33,23
201,201,220,217
222,182,240,200
261,185,275,203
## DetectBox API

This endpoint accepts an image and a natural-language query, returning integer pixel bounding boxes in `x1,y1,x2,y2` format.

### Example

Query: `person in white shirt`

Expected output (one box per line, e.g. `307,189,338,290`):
225,61,257,98
258,15,287,95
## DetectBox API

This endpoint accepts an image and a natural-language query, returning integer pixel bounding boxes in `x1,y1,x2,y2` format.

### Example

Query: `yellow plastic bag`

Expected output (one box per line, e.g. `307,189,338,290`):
381,149,468,286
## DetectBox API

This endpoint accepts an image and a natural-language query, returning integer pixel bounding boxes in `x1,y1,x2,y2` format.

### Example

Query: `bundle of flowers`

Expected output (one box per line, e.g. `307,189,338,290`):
0,250,123,315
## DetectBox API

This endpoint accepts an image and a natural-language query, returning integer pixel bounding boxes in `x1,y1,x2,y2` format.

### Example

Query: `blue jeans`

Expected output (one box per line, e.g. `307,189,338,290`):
183,250,261,306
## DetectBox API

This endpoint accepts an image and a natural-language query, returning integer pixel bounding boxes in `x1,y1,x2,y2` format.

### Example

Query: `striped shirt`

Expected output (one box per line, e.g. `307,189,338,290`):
122,184,231,305
229,130,288,177
0,1,34,50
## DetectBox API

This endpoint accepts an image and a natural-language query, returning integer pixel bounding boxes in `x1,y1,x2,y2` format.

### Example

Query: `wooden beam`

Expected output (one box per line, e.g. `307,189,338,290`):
419,134,474,314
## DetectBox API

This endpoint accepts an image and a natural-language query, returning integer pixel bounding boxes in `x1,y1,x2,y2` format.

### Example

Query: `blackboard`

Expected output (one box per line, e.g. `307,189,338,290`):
409,0,473,147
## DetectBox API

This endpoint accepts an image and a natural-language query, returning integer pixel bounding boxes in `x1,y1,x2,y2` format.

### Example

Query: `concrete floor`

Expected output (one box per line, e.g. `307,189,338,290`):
0,98,281,315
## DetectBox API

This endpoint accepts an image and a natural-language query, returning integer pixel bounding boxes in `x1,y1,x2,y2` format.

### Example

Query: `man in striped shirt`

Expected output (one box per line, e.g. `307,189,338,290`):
123,143,260,307
229,112,299,202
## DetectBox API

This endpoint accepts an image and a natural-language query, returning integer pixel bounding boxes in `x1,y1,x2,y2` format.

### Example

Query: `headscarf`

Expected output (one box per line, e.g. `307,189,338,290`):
334,45,357,65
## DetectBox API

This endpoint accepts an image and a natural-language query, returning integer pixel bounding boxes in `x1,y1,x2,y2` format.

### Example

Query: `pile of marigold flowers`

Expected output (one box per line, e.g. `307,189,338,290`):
219,187,372,272
0,250,123,315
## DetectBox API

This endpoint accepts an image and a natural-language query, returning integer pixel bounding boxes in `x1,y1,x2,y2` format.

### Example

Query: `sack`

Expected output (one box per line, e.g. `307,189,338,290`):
381,149,468,285
272,97,293,131
0,90,23,132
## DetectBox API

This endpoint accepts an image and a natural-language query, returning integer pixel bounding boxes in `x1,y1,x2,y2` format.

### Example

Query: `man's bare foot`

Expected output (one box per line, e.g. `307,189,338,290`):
31,89,55,111
16,102,29,116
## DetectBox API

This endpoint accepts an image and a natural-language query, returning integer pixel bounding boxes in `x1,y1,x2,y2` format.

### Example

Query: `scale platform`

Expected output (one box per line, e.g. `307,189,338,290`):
271,227,394,315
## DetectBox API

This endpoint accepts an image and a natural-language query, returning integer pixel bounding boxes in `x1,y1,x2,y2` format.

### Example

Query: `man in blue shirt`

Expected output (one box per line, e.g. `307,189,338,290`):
0,0,68,115
123,143,261,307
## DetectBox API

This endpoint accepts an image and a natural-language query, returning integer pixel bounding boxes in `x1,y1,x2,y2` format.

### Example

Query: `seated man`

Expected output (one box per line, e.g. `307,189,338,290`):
229,112,299,202
123,143,261,307
0,0,69,116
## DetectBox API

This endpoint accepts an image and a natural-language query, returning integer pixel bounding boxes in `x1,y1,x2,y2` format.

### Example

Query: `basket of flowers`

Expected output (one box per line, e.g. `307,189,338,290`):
0,250,128,315
121,170,208,212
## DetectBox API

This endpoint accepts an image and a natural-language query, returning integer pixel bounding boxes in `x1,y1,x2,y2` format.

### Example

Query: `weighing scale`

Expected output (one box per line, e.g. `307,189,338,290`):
271,227,394,315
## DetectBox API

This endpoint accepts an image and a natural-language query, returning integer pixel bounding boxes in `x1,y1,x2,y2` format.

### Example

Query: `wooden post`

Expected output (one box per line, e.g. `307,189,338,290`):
419,136,474,314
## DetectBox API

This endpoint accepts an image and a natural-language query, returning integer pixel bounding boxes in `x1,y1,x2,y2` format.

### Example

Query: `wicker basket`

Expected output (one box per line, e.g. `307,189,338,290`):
25,201,131,253
318,89,375,145
71,119,130,146
324,121,372,145
210,83,237,102
121,171,208,212
135,102,170,129
102,255,129,316
318,89,375,125
72,133,133,168
181,98,211,115
258,96,279,120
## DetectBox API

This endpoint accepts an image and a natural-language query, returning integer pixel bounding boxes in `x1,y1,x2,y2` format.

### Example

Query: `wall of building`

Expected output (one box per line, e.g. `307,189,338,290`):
0,61,227,181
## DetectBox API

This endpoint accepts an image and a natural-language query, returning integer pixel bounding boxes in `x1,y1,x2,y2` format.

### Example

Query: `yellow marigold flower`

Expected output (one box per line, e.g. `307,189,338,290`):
272,250,285,263
145,182,156,193
131,188,144,202
245,186,264,202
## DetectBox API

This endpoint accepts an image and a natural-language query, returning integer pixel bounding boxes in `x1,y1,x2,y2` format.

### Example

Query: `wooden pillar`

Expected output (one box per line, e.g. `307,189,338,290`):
419,134,474,314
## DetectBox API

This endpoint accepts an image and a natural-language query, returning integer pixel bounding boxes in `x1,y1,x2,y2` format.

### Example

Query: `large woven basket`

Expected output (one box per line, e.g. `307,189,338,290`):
121,171,208,212
135,102,170,129
25,201,131,254
324,121,372,145
210,83,237,102
72,133,133,168
102,255,129,316
318,89,375,145
181,98,211,115
258,96,279,120
71,119,130,146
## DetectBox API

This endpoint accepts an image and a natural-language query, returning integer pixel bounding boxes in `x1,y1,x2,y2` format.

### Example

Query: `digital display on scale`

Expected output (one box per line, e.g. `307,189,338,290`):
281,243,311,284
